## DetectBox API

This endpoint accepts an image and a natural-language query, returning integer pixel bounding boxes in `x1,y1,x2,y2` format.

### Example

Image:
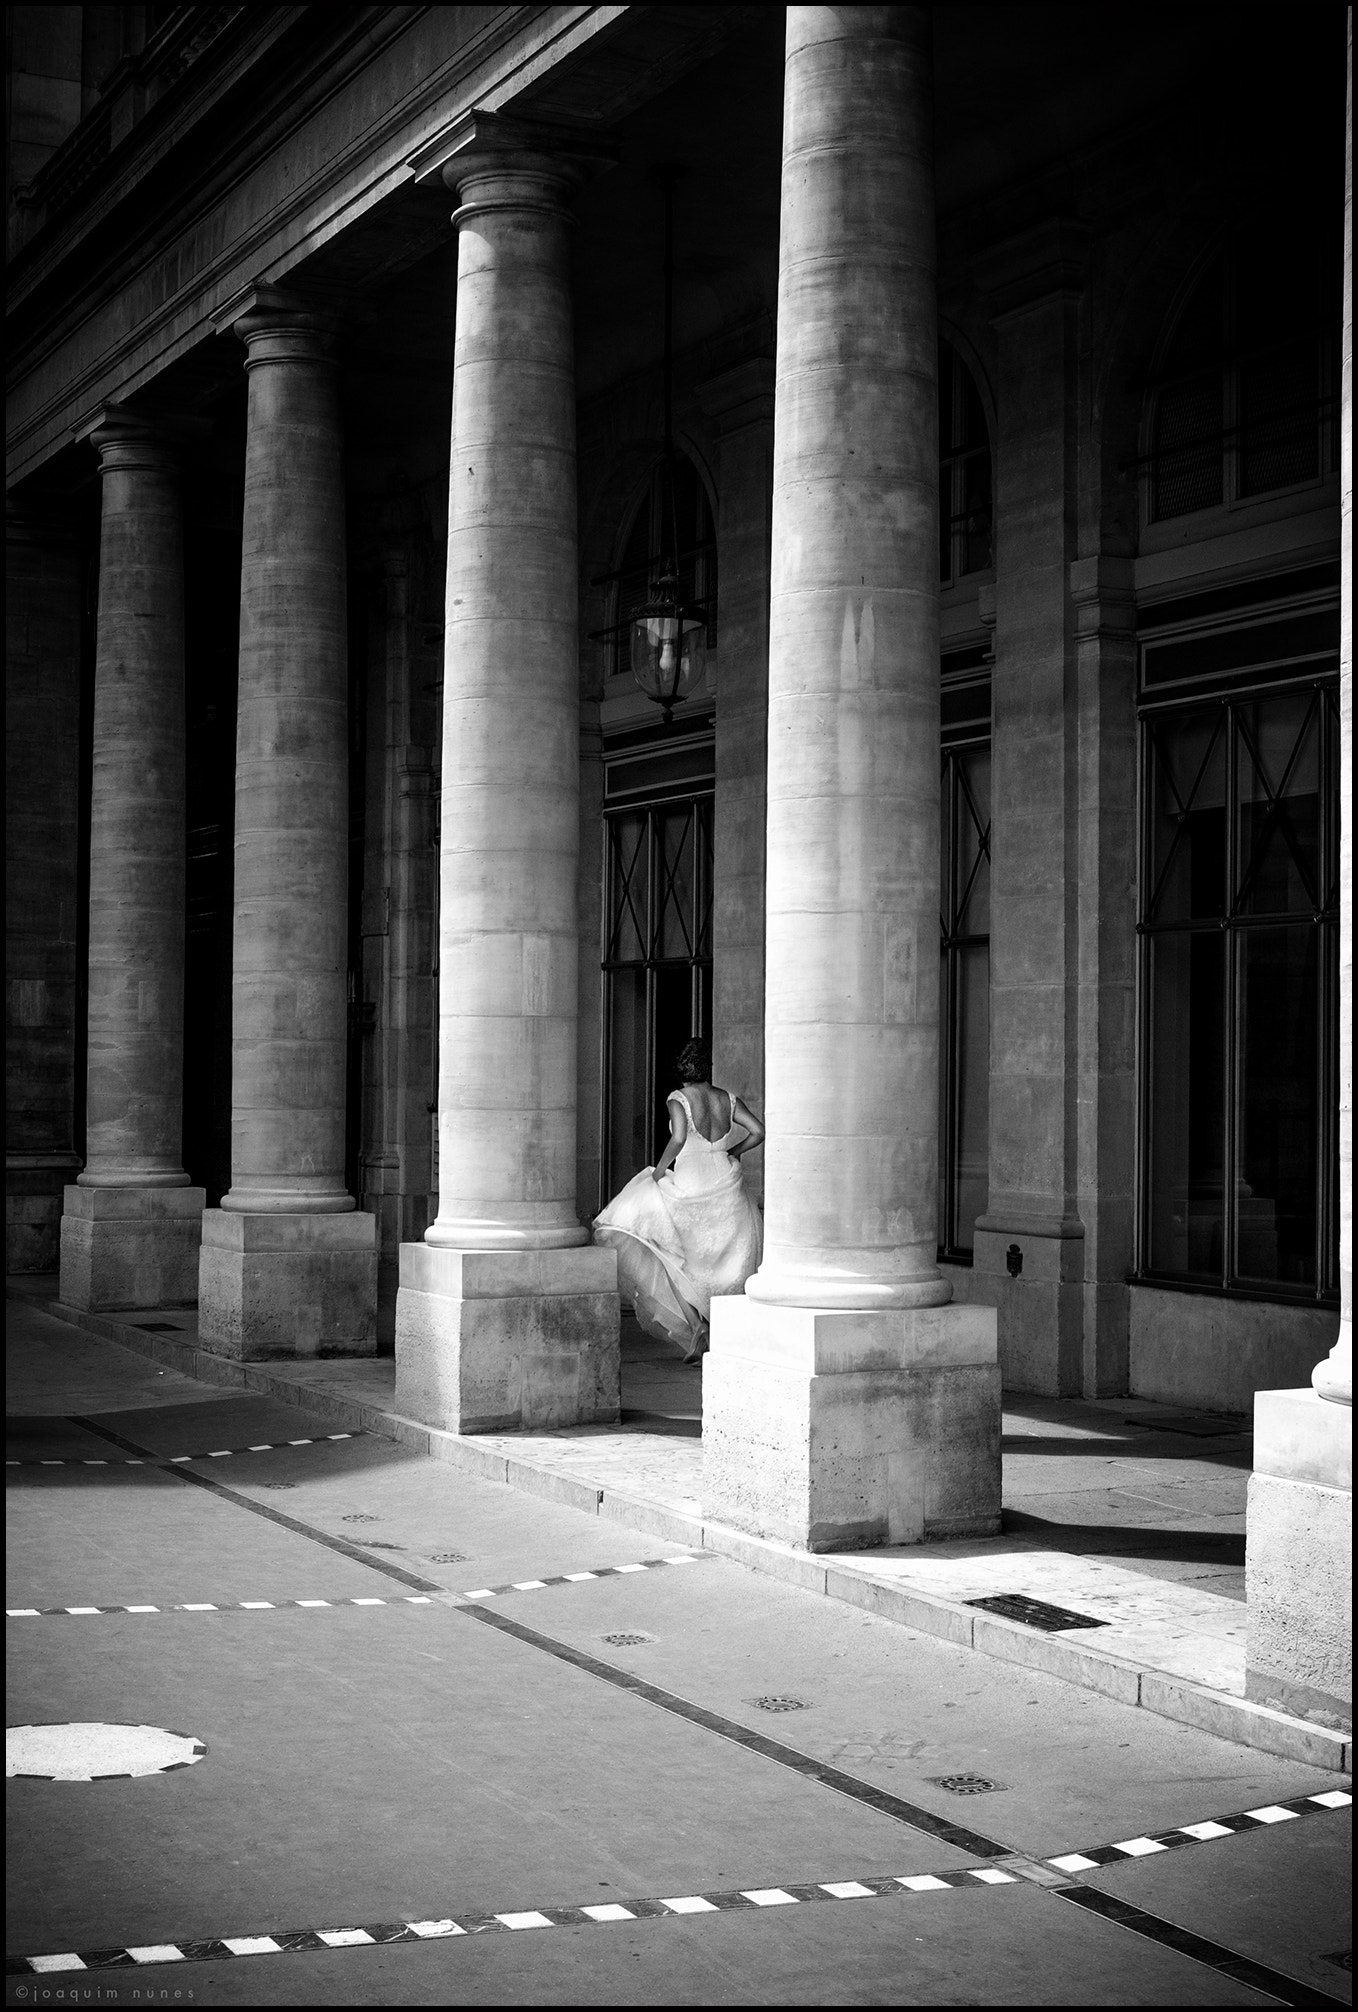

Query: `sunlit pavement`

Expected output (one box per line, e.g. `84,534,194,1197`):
6,1291,1352,2008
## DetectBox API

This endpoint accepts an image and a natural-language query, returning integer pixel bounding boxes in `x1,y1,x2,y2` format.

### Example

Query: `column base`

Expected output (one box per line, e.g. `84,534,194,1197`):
703,1297,1001,1551
394,1243,620,1434
1245,1389,1352,1731
198,1209,378,1360
58,1184,205,1310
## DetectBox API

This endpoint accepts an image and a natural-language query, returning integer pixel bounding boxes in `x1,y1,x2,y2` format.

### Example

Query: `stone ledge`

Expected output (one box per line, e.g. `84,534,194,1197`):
31,1294,1353,1778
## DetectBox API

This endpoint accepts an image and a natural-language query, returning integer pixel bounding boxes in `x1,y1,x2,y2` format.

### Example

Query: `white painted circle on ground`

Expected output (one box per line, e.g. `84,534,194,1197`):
7,1722,206,1781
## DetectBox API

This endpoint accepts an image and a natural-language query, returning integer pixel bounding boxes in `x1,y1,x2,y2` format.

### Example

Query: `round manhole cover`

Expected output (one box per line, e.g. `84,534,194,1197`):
8,1723,207,1782
428,1553,470,1564
601,1632,654,1647
927,1773,1007,1795
341,1513,379,1523
748,1696,810,1713
262,1481,296,1490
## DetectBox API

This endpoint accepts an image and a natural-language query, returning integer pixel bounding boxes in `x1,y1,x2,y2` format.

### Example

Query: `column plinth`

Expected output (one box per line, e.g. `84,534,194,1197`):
394,118,619,1430
702,7,999,1548
198,290,376,1357
59,418,204,1310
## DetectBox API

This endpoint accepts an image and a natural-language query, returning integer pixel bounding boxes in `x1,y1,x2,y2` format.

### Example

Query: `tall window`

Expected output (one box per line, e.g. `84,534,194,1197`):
1138,582,1340,1300
938,664,992,1259
939,343,992,584
603,780,714,1191
1148,228,1340,522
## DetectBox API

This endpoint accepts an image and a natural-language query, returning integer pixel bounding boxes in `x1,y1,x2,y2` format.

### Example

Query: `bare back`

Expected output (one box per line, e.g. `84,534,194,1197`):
670,1081,734,1143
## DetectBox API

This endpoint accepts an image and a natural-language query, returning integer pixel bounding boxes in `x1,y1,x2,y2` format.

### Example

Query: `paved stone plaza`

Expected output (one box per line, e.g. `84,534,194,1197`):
7,1290,1351,2006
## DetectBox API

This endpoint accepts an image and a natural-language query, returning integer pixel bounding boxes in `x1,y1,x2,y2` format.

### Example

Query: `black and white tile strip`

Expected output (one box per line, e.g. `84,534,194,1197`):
6,1793,1351,2001
5,1555,713,1618
6,1433,361,1466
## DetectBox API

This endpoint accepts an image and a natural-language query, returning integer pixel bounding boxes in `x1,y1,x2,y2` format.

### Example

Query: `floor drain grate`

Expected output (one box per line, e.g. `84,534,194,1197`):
341,1514,380,1523
262,1482,296,1490
134,1322,182,1333
967,1594,1109,1633
748,1696,810,1713
601,1632,655,1647
428,1553,469,1565
927,1773,1009,1796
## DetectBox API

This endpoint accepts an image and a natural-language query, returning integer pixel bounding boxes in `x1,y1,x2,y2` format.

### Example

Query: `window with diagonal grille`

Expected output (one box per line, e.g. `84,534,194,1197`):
1140,677,1339,1297
603,796,714,1190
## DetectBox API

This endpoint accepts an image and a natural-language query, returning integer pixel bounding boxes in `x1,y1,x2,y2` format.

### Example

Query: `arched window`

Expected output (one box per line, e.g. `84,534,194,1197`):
609,454,717,680
938,343,992,585
1147,229,1340,522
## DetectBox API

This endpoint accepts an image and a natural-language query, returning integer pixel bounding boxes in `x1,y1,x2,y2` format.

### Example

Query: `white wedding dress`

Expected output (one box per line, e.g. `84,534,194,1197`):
593,1088,763,1355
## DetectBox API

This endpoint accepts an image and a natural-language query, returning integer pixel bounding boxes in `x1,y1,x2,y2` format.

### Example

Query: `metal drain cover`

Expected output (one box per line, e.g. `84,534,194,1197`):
967,1594,1108,1633
134,1322,181,1334
601,1632,655,1647
927,1773,1008,1795
263,1482,296,1490
341,1514,380,1523
428,1552,469,1564
748,1696,810,1713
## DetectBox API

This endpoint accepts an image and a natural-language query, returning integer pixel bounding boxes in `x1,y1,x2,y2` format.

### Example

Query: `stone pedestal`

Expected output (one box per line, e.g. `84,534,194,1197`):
59,1184,206,1311
198,1208,378,1360
1245,1389,1352,1730
705,1299,1000,1550
395,1244,619,1433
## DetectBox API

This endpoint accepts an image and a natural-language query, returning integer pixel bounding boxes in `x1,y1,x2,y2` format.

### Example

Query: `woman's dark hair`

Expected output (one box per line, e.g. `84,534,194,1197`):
675,1037,711,1084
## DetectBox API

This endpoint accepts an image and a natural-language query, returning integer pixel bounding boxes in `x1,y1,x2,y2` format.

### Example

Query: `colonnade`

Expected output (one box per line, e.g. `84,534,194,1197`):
55,6,1003,1542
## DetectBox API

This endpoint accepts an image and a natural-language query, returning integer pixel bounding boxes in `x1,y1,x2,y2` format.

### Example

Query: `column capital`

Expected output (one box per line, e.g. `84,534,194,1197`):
409,108,617,219
210,284,347,366
78,403,201,474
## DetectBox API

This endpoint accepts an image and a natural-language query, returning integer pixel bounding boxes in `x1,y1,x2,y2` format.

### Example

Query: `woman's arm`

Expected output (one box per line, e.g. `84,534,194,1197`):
653,1095,687,1180
728,1094,765,1159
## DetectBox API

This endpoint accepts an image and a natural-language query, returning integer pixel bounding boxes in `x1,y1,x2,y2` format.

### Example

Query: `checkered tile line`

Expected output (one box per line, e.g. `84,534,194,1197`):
458,1554,711,1599
0,1870,1037,1973
5,1555,712,1620
6,1434,360,1467
1044,1789,1352,1873
7,1791,1349,1976
6,1597,438,1618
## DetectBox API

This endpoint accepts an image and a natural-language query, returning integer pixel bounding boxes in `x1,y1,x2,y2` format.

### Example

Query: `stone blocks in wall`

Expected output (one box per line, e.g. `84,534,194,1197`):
7,1157,80,1273
394,1243,620,1433
58,1185,205,1310
198,1208,378,1359
1245,1388,1352,1731
703,1299,1001,1550
973,1223,1084,1396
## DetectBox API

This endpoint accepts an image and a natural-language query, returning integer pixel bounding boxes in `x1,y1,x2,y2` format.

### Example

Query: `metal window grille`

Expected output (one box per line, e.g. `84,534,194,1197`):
938,731,992,1260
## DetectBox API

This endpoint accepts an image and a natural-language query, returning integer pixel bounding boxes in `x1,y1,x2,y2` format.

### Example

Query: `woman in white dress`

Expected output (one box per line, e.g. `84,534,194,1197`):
593,1038,765,1362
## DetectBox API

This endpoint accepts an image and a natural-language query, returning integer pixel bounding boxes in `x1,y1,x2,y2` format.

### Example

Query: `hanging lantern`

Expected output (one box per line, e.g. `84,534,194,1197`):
630,560,707,725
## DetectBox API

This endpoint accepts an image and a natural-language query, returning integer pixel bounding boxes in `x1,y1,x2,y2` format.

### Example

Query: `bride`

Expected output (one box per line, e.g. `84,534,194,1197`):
593,1038,765,1363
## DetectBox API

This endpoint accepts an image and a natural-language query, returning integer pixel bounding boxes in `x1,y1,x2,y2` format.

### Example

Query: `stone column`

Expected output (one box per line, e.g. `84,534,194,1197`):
58,416,205,1309
7,504,82,1272
394,113,619,1433
197,288,377,1358
1245,23,1352,1733
703,7,999,1551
